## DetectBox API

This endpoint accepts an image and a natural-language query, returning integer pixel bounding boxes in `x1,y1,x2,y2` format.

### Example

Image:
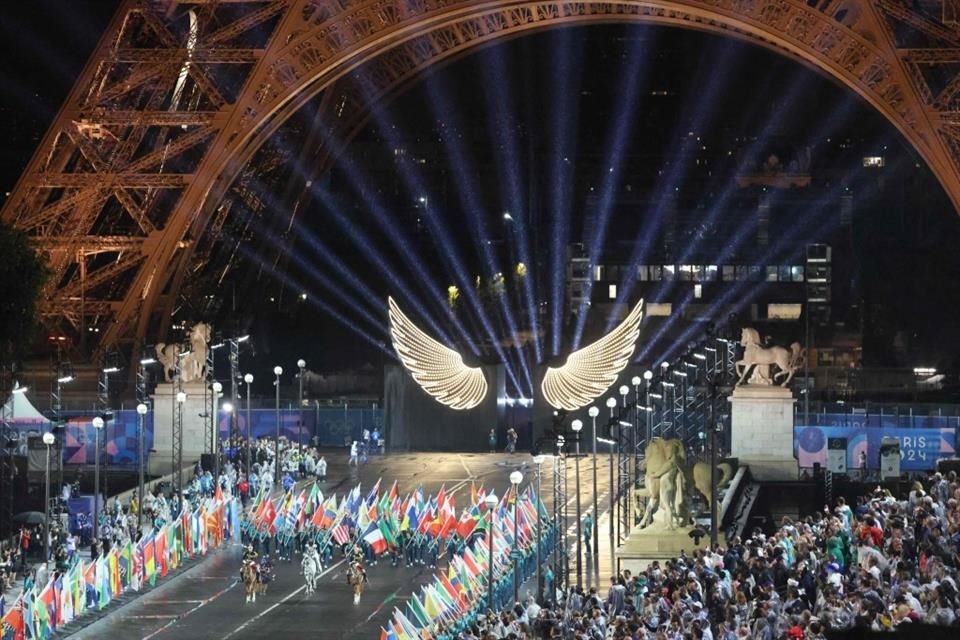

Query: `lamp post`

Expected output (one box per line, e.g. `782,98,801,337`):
92,416,104,542
273,366,283,486
175,391,186,497
211,381,223,474
42,431,55,564
605,397,617,569
509,470,523,605
533,454,545,603
244,374,253,474
643,370,653,444
297,359,306,461
484,493,498,611
588,406,600,586
570,419,583,587
598,435,617,572
221,400,234,488
136,403,148,528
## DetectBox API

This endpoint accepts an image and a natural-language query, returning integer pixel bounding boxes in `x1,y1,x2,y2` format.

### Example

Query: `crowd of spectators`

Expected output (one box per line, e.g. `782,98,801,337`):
453,470,960,639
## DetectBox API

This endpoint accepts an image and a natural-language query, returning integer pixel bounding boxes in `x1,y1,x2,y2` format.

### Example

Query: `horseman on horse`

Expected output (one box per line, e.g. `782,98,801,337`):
242,544,263,604
302,542,322,595
347,546,368,605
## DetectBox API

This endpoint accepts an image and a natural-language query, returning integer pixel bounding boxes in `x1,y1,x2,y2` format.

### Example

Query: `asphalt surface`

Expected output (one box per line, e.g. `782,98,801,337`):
67,451,617,639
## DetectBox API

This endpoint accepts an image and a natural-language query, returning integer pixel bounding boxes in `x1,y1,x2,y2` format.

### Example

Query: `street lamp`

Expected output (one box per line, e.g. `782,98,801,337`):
273,366,283,486
297,359,306,461
532,454,545,603
509,470,523,605
136,403,148,528
244,374,253,474
643,370,653,444
619,385,629,408
597,435,616,571
571,419,583,587
484,492,498,611
587,406,600,585
92,416,104,542
211,381,223,473
42,431,55,564
175,391,186,497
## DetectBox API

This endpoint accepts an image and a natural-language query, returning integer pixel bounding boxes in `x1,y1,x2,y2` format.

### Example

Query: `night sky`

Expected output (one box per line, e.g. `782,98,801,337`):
2,4,960,379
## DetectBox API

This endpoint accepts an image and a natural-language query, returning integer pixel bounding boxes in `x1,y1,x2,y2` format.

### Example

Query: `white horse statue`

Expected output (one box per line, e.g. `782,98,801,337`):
155,343,182,382
180,323,211,382
735,327,805,387
302,547,321,596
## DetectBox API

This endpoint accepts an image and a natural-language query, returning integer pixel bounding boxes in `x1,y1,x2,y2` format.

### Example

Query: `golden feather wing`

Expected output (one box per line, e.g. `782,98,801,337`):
541,299,644,411
388,297,487,410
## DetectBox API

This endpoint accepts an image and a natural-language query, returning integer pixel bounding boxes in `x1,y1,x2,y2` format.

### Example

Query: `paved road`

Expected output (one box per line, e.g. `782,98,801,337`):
68,451,618,639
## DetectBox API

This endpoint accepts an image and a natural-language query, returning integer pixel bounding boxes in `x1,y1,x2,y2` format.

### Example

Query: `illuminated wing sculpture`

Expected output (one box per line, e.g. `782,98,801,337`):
541,299,645,411
388,296,488,410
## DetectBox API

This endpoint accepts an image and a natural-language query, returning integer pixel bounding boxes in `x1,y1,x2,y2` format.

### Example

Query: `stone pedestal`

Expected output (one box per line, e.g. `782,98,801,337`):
617,525,722,573
149,382,210,477
729,385,797,481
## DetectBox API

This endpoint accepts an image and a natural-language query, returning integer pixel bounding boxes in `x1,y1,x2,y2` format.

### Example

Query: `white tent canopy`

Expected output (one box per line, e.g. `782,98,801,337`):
3,384,49,423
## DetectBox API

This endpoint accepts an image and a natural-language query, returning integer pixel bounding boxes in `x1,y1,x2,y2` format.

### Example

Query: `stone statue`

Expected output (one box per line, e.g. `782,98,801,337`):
639,439,689,530
691,461,734,507
735,327,805,387
638,438,735,531
156,343,182,383
180,322,211,383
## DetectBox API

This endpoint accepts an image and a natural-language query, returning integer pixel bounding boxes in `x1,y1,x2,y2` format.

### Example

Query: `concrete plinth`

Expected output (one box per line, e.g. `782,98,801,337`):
149,382,210,477
617,526,722,574
729,385,797,481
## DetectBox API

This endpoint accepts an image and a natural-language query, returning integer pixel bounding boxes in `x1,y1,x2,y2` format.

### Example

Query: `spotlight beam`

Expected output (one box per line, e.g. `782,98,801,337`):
547,27,585,358
572,32,658,349
641,137,906,363
422,71,534,393
356,75,523,393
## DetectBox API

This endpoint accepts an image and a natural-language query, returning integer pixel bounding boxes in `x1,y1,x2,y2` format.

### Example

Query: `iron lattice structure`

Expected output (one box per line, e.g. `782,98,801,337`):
4,0,960,359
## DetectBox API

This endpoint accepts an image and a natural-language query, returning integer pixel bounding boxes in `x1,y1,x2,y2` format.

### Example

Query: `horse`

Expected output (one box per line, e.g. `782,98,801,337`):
180,322,211,382
302,553,321,596
155,343,181,382
347,562,365,605
735,327,805,387
241,561,261,604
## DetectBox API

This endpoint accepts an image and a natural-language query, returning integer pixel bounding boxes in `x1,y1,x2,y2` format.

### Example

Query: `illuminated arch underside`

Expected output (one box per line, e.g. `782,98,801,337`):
4,0,960,359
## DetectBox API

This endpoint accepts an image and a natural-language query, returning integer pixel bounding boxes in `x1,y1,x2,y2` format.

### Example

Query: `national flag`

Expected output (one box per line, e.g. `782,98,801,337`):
181,509,193,556
259,497,278,535
305,482,322,516
401,499,419,532
455,505,481,539
380,627,398,640
362,523,388,555
2,602,25,640
155,528,168,577
331,520,351,546
422,588,442,621
437,513,456,540
470,481,477,506
407,594,431,627
214,479,224,504
365,478,382,506
379,518,398,548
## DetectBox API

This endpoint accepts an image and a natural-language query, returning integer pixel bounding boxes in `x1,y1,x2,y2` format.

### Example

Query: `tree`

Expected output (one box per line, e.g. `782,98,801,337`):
0,223,48,368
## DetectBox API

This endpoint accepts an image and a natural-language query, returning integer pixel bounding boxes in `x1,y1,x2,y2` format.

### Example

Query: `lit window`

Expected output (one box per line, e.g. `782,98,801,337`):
608,284,617,299
663,265,675,281
766,266,778,282
647,303,672,316
637,265,649,281
694,284,702,299
862,156,884,167
722,266,735,282
593,265,604,281
706,265,718,281
792,266,805,282
768,303,802,320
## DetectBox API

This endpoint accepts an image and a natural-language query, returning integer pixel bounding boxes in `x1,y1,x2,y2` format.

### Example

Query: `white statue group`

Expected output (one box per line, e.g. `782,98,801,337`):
155,322,212,383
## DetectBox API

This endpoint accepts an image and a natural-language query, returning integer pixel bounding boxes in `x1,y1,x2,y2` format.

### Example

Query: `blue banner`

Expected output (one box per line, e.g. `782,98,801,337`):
795,425,957,471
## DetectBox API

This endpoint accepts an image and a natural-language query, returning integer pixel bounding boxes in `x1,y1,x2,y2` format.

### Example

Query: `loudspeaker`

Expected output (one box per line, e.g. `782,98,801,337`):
813,462,822,478
200,453,215,472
